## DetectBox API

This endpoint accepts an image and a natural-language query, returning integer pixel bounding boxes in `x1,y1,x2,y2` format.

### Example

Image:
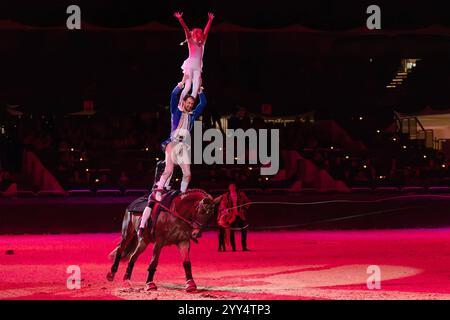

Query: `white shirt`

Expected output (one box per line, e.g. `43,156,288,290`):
172,112,190,140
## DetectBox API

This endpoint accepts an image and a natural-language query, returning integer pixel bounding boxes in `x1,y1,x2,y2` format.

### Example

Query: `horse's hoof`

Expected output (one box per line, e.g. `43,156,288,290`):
106,272,115,282
123,273,131,281
145,282,157,291
185,279,197,293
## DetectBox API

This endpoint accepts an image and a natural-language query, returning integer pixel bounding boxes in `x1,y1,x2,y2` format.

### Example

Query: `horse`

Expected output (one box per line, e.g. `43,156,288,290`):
106,189,222,292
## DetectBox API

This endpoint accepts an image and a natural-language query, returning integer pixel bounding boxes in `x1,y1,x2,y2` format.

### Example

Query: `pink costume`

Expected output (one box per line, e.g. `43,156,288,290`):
182,40,204,72
175,13,213,106
179,40,204,103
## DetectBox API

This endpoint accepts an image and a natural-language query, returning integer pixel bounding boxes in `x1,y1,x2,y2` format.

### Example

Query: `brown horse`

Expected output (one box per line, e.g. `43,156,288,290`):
107,189,222,292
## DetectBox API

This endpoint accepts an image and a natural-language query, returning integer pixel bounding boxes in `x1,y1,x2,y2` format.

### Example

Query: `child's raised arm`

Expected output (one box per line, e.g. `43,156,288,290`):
203,12,215,42
174,12,191,40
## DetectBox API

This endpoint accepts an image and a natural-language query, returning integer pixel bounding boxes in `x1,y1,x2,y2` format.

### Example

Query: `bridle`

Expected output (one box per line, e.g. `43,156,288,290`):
153,195,213,230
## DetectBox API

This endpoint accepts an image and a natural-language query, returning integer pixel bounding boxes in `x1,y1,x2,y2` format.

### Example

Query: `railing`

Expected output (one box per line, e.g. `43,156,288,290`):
435,138,449,151
395,113,435,149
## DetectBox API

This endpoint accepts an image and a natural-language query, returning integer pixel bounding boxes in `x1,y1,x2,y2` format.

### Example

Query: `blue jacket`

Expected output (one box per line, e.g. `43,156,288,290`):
161,85,207,148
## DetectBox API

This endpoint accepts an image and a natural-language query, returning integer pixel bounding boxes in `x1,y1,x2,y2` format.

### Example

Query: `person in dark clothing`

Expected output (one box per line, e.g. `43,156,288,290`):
217,183,251,252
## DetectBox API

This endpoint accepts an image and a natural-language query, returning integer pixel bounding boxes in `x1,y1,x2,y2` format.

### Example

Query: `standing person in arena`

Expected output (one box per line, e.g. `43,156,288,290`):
154,83,206,200
218,183,251,251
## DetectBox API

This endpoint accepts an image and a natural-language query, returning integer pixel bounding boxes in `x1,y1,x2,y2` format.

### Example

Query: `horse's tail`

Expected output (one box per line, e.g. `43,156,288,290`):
108,233,138,261
108,247,118,260
108,209,139,261
108,238,121,260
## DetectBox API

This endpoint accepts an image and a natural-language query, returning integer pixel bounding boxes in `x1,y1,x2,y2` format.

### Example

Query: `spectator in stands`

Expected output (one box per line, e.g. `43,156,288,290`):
202,98,225,134
118,171,130,191
330,157,346,181
312,151,325,168
228,106,251,130
251,115,266,130
99,173,113,189
11,109,450,192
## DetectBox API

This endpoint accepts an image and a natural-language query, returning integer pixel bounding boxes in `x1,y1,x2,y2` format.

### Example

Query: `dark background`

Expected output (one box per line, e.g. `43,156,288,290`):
0,0,449,115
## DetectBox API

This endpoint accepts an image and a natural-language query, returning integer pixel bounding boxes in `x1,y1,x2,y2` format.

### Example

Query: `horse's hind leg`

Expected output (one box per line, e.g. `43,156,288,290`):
107,253,122,281
107,235,134,281
107,211,133,281
145,242,163,291
123,239,149,281
177,241,196,292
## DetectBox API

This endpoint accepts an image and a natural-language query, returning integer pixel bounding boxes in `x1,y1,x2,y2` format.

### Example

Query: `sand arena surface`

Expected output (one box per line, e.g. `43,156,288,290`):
1,229,450,300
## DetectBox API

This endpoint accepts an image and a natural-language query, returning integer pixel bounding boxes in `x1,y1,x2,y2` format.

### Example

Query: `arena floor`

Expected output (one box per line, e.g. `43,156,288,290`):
1,229,450,300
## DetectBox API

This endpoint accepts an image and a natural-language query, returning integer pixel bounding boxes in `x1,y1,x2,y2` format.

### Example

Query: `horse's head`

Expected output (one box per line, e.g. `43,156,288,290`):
191,195,222,240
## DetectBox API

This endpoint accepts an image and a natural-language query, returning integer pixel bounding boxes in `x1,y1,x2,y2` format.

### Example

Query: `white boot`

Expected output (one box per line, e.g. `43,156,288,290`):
180,181,189,194
140,206,152,229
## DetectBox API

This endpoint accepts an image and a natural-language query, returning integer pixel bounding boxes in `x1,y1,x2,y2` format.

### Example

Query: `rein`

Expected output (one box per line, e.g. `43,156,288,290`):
151,194,210,230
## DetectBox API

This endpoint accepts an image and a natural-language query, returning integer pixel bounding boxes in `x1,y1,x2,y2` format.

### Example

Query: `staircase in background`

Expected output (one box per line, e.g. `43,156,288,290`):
395,114,434,150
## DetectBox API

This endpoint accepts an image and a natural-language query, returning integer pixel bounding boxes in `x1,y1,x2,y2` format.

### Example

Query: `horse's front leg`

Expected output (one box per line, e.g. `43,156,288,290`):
123,238,149,281
145,242,163,291
178,240,196,292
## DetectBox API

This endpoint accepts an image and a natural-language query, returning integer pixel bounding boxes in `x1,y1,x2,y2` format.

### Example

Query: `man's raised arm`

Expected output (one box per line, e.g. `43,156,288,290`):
170,83,182,113
192,89,207,120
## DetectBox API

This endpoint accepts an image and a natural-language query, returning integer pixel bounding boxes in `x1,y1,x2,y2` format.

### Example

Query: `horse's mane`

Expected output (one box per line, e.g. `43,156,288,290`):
181,189,212,200
170,189,213,219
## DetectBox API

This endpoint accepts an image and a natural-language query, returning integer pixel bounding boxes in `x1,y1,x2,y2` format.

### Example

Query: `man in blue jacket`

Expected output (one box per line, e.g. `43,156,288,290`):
155,82,206,199
139,83,206,234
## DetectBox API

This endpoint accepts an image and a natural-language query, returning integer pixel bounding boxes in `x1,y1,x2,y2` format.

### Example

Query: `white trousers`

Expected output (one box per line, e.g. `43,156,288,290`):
156,140,191,193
